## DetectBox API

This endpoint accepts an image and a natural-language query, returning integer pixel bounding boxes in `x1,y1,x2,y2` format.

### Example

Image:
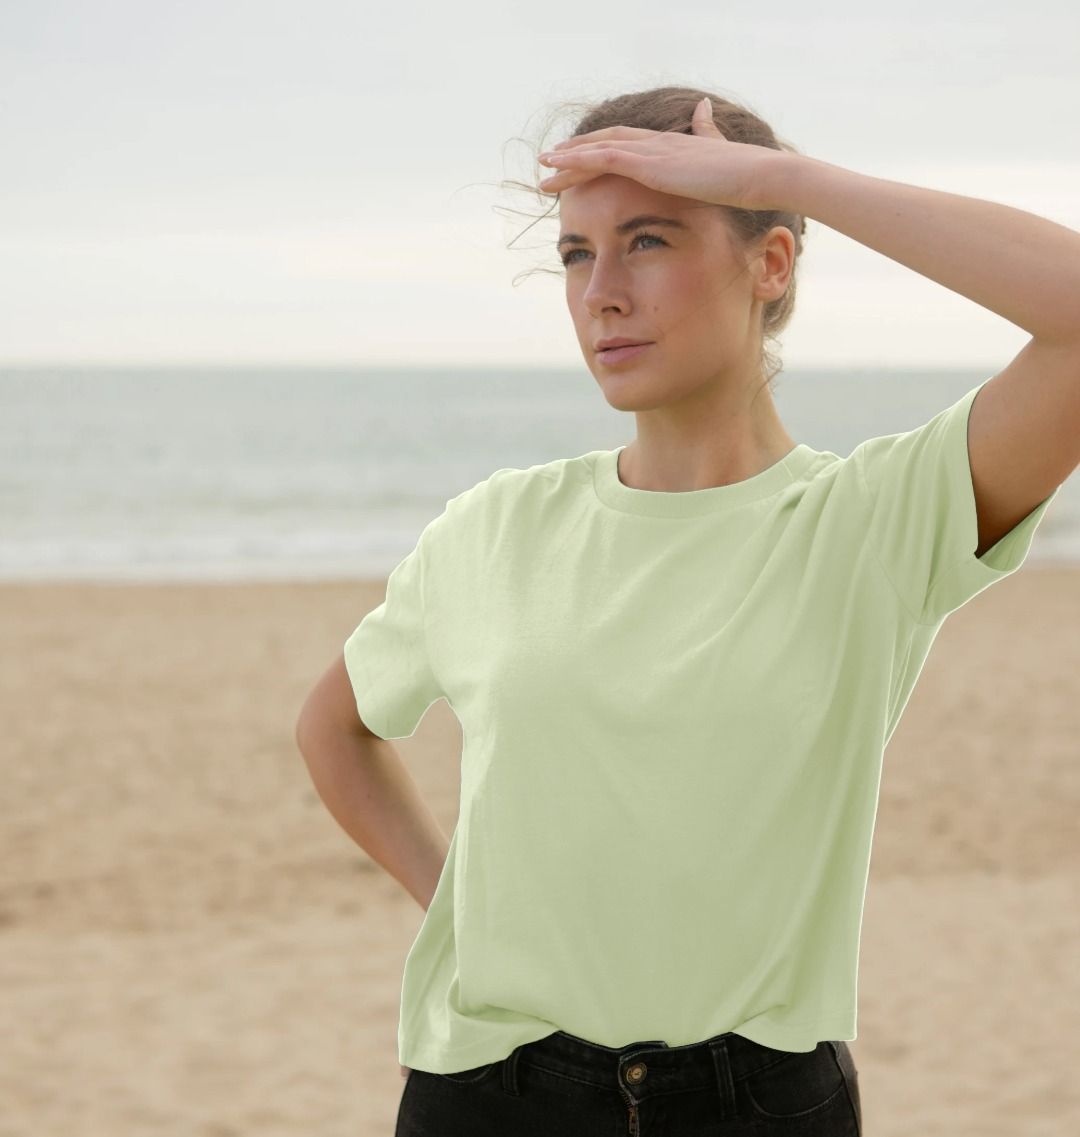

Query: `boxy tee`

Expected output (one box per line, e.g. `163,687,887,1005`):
343,379,1060,1074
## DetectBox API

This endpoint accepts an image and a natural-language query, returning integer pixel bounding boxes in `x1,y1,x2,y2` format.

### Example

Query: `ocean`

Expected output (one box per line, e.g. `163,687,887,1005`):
2,364,1077,581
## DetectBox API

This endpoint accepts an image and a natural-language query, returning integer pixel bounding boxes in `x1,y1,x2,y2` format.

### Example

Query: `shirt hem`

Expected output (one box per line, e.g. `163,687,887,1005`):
400,1012,858,1071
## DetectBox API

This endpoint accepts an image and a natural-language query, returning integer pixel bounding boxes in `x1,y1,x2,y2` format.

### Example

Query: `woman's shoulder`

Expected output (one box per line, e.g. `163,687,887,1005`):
449,451,599,515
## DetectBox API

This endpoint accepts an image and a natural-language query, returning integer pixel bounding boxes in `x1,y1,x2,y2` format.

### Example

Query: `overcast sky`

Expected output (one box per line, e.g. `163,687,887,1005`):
2,0,1078,369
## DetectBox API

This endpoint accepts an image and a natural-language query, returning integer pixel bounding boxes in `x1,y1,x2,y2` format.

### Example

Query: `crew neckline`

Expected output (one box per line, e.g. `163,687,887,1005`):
591,442,819,517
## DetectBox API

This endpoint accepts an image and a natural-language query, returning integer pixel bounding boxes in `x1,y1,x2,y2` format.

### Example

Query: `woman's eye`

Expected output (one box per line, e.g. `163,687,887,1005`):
560,231,668,267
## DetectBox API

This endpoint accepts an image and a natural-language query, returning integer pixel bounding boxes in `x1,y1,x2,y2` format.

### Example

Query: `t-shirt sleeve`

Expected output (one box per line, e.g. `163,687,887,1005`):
854,380,1061,626
343,516,444,740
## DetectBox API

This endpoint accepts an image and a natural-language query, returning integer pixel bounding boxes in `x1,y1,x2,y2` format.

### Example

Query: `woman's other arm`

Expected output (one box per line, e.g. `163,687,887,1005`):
294,655,450,914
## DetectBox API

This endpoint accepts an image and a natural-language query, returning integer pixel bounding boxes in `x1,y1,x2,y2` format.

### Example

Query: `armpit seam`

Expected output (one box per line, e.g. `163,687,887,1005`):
854,444,926,626
416,529,440,697
912,384,996,627
344,635,391,740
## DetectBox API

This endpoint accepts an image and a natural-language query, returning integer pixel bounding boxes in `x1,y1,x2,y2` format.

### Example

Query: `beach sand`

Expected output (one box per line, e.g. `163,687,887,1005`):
1,569,1077,1136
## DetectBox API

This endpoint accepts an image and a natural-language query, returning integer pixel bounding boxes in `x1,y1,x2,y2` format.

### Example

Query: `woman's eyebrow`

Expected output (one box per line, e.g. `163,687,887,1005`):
556,214,690,251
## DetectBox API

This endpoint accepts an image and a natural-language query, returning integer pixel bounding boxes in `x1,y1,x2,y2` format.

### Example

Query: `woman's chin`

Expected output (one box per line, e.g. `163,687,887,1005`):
593,373,673,412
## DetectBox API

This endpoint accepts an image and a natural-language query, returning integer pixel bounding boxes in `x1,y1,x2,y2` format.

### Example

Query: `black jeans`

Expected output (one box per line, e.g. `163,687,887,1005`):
395,1028,862,1136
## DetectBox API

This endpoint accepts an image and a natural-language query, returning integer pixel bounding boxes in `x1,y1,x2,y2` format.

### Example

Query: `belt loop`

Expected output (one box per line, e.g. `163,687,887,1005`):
707,1037,736,1123
500,1043,523,1097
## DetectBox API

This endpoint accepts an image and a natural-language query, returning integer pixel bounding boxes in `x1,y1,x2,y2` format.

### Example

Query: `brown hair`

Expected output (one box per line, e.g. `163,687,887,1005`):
499,84,808,393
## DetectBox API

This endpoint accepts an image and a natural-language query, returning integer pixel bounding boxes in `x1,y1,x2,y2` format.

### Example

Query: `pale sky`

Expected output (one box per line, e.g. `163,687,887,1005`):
2,0,1078,369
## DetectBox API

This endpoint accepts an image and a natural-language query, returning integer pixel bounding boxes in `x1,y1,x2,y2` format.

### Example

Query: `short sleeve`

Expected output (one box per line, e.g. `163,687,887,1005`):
854,380,1061,626
343,517,444,739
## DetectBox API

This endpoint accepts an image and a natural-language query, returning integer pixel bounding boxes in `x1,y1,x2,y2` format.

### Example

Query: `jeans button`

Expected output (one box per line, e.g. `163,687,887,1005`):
624,1061,647,1084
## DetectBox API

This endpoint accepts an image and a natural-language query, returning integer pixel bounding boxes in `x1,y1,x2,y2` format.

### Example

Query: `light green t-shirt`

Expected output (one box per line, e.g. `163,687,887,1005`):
343,380,1060,1074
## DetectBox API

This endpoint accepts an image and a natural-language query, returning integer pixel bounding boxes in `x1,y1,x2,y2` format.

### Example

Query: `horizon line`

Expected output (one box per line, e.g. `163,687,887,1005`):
0,359,1006,373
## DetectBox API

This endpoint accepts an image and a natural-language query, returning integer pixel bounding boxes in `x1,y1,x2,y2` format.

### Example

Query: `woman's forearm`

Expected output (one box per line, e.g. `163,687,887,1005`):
766,151,1080,346
297,723,450,912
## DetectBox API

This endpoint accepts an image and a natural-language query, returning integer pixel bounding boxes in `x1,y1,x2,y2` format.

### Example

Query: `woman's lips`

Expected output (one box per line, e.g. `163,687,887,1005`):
597,342,652,365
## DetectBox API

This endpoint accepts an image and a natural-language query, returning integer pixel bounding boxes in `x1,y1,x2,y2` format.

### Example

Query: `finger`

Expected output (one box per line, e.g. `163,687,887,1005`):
691,96,720,132
540,139,653,164
538,165,610,193
538,139,660,197
548,125,661,150
538,168,584,194
538,166,634,195
538,146,651,195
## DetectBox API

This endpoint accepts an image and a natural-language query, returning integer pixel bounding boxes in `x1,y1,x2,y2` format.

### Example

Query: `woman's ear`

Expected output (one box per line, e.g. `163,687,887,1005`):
753,226,796,299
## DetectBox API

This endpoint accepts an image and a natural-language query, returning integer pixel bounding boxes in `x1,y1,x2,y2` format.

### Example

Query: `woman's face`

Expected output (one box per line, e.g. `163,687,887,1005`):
557,174,774,412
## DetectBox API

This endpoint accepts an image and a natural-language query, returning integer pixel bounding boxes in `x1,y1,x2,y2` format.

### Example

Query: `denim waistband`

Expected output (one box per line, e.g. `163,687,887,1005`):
486,1027,841,1123
468,1036,859,1132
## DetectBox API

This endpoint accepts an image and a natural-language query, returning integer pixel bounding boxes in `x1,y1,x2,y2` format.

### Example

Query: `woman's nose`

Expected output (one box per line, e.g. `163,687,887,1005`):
582,263,630,316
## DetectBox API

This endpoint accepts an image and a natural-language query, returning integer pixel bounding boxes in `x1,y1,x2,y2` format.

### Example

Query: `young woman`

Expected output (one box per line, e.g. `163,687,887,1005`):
296,86,1077,1136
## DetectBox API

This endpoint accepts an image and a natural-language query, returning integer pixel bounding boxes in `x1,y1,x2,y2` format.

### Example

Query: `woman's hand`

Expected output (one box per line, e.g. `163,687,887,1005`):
537,97,792,212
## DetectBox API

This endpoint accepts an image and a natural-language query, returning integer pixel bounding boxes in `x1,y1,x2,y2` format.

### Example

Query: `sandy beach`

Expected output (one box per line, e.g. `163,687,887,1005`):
2,568,1078,1136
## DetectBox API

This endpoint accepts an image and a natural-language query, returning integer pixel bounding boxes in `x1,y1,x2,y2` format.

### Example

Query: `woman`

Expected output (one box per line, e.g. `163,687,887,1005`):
296,85,1076,1135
